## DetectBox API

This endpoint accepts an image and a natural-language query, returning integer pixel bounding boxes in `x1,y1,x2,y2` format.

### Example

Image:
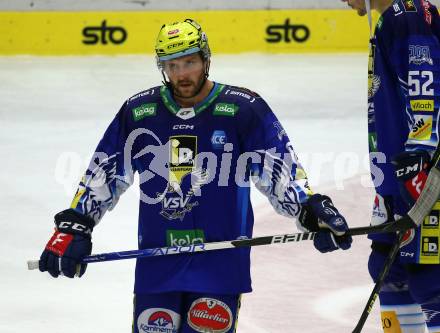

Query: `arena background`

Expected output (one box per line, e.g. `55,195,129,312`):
1,1,439,332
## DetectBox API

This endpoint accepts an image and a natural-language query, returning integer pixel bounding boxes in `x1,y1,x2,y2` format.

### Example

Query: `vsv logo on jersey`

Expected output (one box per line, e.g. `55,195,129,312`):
409,115,433,141
213,103,238,116
211,130,227,150
166,229,205,247
162,195,193,209
132,104,157,121
410,99,434,112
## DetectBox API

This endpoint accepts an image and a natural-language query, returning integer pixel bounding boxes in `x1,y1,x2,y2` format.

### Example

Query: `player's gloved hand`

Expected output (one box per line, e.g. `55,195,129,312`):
391,150,431,207
299,194,352,253
39,209,94,278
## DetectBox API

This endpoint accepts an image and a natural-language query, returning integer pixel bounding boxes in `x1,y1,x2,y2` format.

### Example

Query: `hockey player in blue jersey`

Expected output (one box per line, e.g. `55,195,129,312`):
342,0,440,332
38,19,352,332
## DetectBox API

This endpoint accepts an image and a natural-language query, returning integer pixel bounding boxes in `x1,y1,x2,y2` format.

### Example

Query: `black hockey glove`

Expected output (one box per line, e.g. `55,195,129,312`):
299,194,352,253
391,150,431,207
39,209,94,278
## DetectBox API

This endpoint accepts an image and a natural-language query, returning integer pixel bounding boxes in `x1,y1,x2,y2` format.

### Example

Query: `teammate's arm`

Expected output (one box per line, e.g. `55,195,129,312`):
387,9,440,206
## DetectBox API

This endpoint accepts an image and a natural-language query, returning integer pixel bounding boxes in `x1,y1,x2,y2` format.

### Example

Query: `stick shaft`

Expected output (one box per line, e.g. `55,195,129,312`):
27,221,410,270
352,232,404,333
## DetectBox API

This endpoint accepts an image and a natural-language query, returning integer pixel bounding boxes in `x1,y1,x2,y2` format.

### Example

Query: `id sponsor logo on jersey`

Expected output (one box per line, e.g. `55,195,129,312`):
422,236,439,256
409,45,433,65
401,0,417,12
410,99,434,112
132,103,157,121
423,210,440,228
188,298,233,333
213,103,238,116
211,130,227,150
137,308,180,333
166,229,205,246
169,136,197,184
409,115,432,141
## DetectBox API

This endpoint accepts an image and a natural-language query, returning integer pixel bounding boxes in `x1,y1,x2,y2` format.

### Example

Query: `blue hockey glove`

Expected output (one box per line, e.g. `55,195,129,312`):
391,150,430,207
299,194,352,253
39,209,94,278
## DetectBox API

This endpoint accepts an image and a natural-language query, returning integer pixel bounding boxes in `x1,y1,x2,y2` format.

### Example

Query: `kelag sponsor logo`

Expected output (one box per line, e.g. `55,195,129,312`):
266,19,310,43
213,103,238,116
82,20,127,45
132,103,157,121
166,229,205,246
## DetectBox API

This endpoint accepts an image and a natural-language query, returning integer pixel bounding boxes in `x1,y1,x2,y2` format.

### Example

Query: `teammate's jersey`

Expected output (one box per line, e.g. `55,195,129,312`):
70,82,311,293
368,0,440,263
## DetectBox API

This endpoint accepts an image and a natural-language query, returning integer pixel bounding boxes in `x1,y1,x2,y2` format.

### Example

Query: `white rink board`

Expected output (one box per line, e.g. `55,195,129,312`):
0,53,416,332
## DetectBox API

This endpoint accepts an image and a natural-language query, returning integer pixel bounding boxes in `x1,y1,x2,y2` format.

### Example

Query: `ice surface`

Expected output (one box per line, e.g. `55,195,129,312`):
0,53,393,332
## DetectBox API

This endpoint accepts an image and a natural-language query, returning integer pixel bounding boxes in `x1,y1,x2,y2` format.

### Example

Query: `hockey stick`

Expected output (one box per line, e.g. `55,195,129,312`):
351,148,440,332
352,231,405,333
27,221,411,270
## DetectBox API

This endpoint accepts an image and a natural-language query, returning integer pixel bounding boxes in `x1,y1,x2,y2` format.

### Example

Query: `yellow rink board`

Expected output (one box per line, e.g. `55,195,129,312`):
0,10,371,55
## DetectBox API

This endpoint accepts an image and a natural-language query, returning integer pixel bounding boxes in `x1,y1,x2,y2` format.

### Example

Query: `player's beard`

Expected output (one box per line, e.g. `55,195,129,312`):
171,71,206,100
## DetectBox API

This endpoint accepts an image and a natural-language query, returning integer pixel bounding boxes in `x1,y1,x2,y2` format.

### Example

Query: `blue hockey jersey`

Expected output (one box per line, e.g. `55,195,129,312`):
368,0,440,263
70,82,312,293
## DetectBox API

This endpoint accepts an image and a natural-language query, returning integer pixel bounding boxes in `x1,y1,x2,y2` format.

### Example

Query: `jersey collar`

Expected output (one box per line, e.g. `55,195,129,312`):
160,82,225,117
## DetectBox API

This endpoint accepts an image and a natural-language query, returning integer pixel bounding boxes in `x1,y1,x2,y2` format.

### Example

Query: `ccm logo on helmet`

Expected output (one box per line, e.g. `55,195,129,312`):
167,41,185,49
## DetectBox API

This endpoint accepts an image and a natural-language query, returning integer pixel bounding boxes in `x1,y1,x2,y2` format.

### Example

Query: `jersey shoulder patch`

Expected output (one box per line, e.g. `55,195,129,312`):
126,86,161,104
223,85,261,104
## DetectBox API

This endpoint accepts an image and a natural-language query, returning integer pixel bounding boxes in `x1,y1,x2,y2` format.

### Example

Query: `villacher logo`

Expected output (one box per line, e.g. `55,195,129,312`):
82,20,128,45
266,18,310,43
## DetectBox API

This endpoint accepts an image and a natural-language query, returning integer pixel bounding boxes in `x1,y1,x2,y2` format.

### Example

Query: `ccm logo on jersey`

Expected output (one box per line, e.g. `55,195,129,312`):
173,124,194,130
